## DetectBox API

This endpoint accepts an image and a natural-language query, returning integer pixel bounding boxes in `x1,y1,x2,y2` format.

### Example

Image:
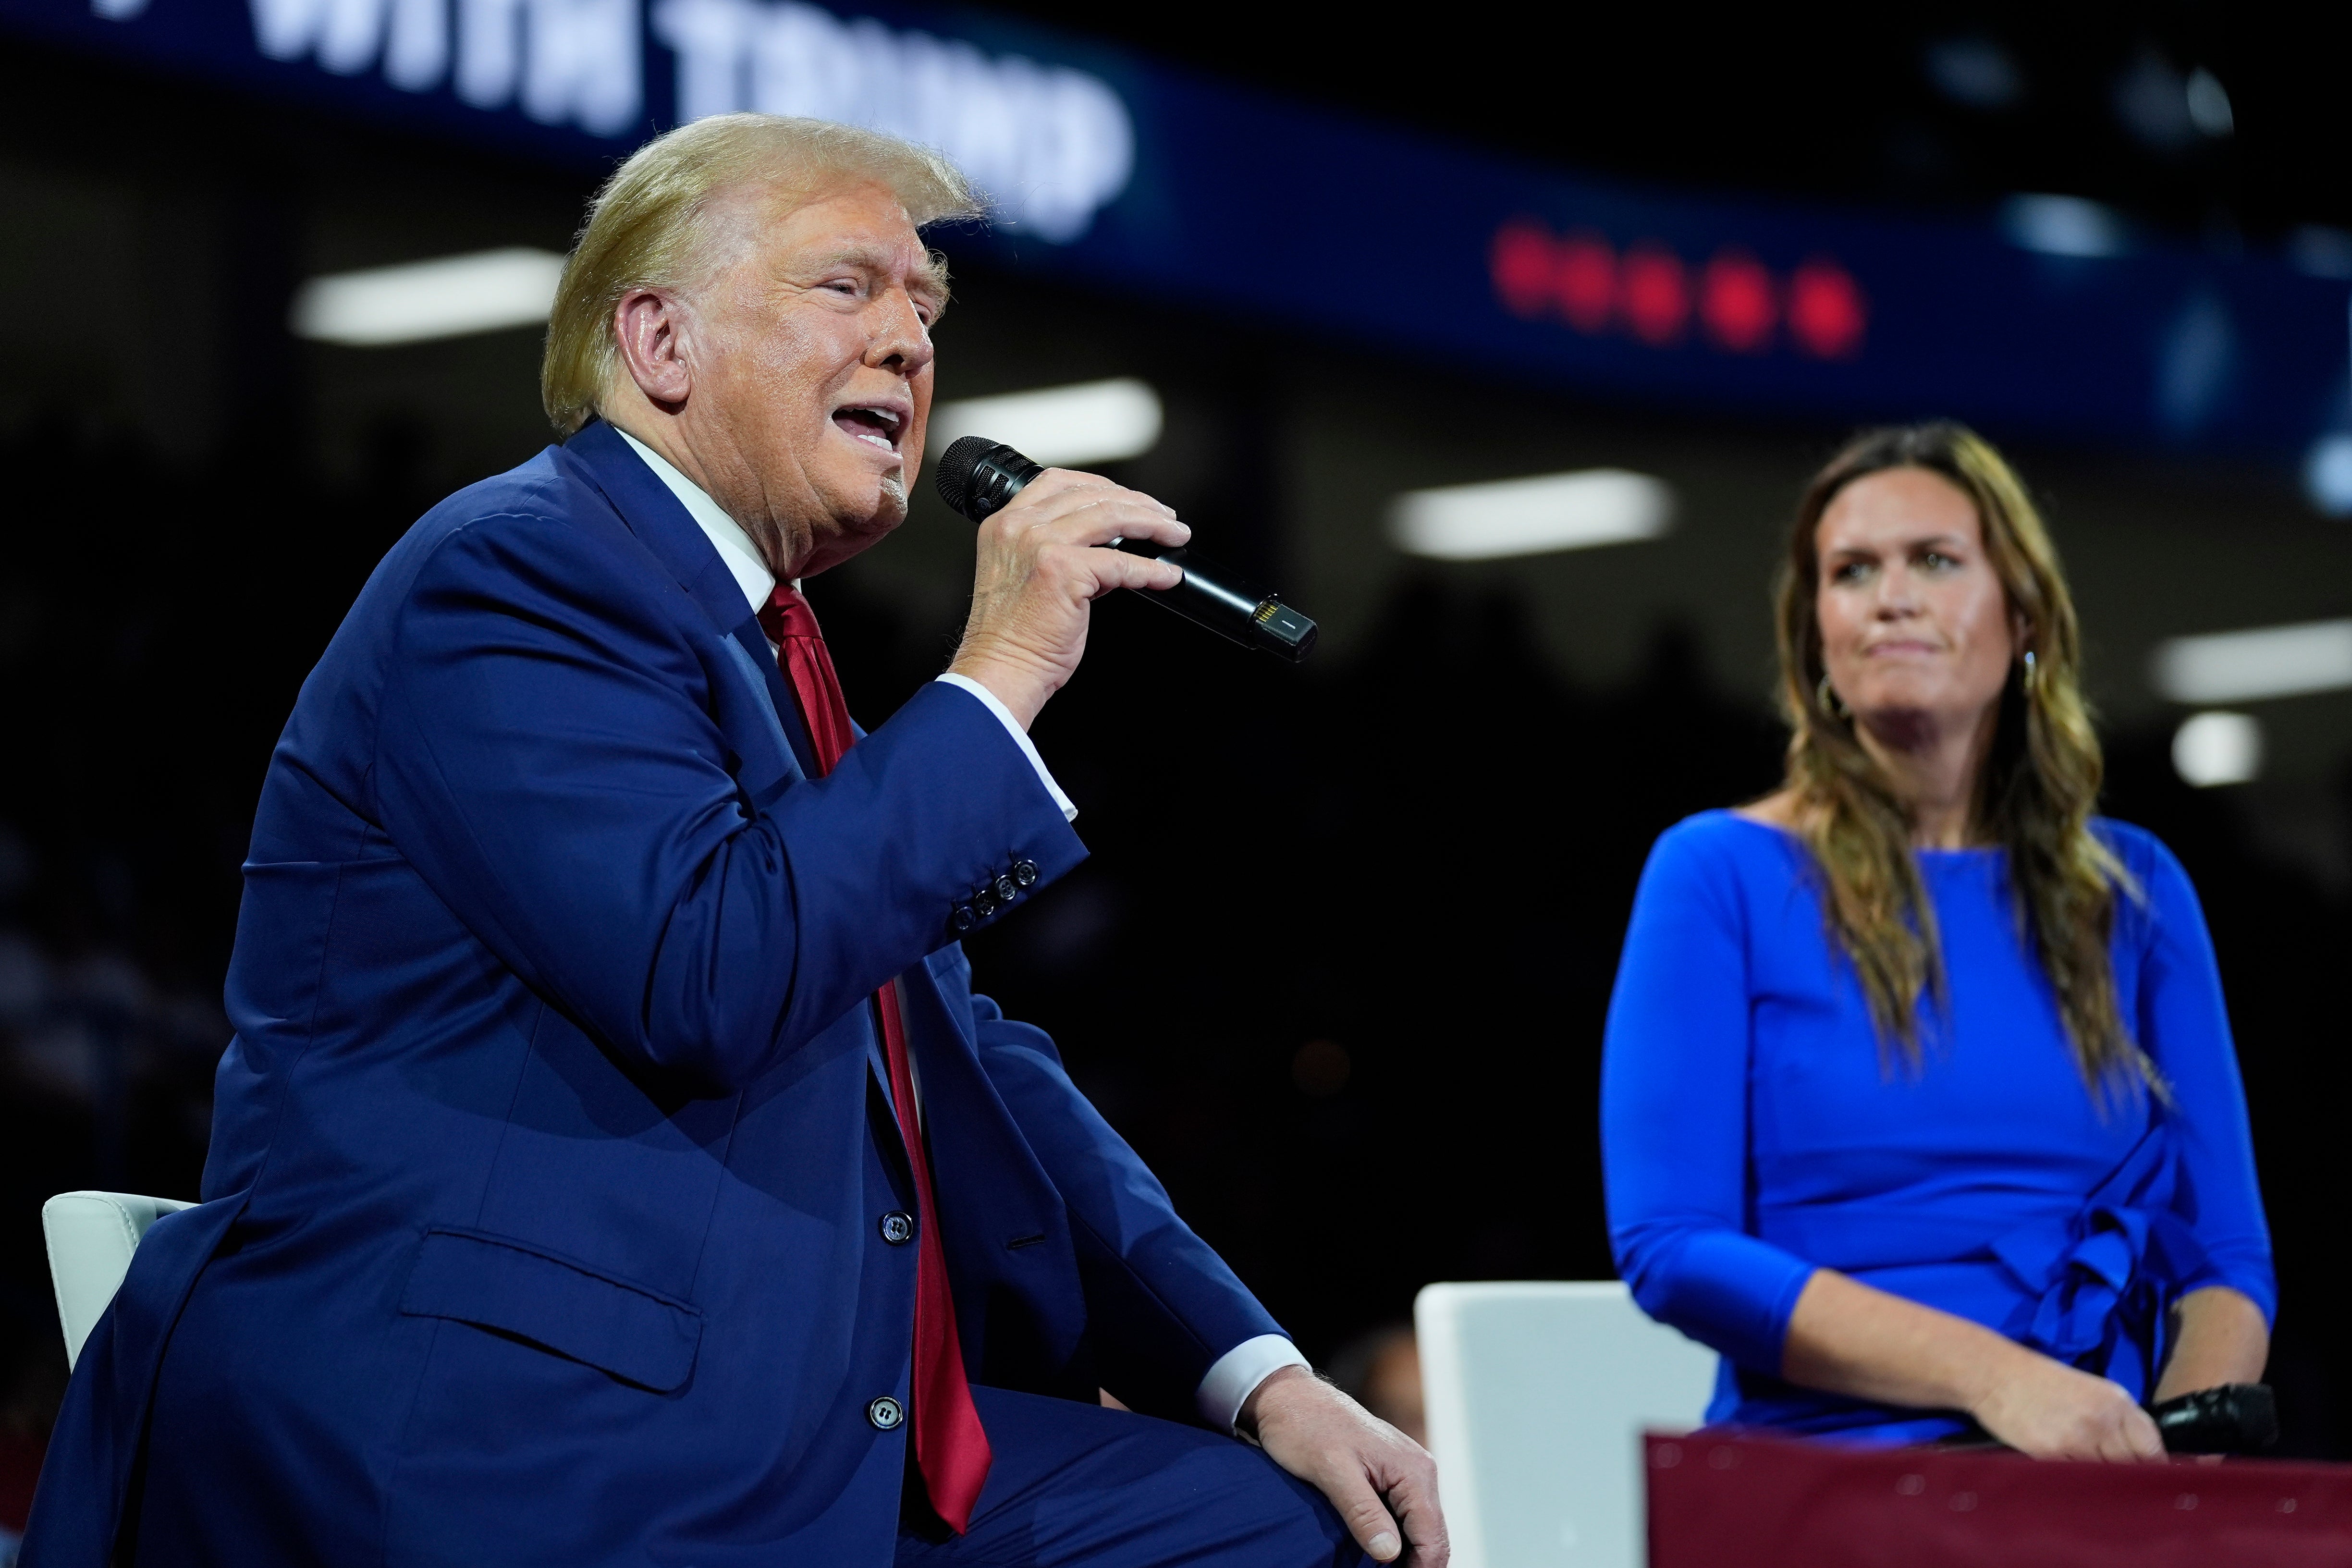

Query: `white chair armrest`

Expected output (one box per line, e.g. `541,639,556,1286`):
43,1190,198,1371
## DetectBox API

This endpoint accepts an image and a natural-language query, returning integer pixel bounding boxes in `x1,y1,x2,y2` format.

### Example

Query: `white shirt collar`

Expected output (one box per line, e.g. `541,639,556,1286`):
611,424,1080,823
612,426,776,614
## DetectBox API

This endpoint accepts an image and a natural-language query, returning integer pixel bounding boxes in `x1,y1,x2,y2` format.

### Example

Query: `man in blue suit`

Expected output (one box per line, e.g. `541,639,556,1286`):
24,116,1444,1567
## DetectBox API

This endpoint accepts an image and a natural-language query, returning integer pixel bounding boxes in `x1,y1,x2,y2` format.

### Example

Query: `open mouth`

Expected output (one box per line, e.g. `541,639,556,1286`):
832,404,904,454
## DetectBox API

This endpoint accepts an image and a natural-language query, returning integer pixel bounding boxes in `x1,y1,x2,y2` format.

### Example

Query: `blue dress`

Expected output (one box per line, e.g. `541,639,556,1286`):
1600,811,2275,1444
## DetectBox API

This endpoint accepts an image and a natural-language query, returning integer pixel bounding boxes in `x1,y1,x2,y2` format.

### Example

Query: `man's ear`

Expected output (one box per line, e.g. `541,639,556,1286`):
612,287,692,409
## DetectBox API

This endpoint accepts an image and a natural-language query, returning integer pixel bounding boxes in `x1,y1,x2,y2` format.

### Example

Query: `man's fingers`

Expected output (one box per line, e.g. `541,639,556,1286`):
995,479,1185,549
1034,502,1187,552
1073,548,1183,597
1323,1472,1403,1564
998,468,1178,521
1383,1466,1450,1568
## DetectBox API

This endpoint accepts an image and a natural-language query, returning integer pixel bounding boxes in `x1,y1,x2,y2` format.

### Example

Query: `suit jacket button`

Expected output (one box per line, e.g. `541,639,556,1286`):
949,904,975,934
1013,859,1039,887
880,1211,916,1245
972,886,999,917
993,874,1018,904
868,1396,905,1430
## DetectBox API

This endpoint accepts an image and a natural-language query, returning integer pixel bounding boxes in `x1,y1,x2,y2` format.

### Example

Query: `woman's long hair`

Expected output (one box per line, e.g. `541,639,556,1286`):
1772,423,2151,1093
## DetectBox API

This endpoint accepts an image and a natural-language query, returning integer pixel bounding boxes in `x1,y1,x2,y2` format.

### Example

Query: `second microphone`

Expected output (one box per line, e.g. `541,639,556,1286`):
933,436,1319,664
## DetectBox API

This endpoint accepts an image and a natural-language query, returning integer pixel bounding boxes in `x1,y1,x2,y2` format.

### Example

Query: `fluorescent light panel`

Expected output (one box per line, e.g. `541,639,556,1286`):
2003,194,2129,259
1389,469,1674,561
928,378,1162,468
2173,711,2262,787
2304,433,2352,516
292,247,567,346
2150,618,2352,704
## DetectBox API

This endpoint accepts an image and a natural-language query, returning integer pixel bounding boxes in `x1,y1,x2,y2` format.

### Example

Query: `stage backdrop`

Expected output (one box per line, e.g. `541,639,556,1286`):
6,0,2349,460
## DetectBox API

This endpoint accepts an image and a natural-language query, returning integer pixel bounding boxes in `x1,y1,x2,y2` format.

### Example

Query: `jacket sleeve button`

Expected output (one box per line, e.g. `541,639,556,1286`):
993,874,1018,903
949,905,976,934
1012,859,1039,887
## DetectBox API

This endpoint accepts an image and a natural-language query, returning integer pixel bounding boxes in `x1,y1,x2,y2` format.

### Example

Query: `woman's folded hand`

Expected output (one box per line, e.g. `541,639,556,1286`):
1970,1352,2165,1461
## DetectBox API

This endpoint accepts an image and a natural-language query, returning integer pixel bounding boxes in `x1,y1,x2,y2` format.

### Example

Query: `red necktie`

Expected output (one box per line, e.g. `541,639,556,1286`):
757,583,993,1533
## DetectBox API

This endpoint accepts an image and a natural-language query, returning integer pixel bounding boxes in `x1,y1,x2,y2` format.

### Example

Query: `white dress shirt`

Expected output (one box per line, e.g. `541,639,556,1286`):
613,429,1307,1430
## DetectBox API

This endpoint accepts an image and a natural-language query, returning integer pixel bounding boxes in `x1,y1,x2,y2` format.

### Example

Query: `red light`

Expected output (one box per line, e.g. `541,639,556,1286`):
1619,244,1689,344
1701,249,1776,354
1555,232,1615,333
1492,221,1557,319
1788,257,1867,359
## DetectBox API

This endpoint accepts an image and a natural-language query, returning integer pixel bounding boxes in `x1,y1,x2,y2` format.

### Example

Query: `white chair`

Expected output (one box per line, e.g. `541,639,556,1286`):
43,1190,196,1371
1415,1281,1718,1568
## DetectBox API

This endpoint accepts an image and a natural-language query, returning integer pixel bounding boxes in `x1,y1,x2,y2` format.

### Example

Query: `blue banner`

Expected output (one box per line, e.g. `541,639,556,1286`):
7,0,2345,458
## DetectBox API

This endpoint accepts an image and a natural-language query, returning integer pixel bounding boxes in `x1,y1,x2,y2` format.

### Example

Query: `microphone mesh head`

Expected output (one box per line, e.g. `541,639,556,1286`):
934,435,998,518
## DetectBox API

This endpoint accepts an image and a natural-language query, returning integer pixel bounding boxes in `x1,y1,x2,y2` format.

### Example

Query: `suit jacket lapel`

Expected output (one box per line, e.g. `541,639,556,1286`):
558,419,820,778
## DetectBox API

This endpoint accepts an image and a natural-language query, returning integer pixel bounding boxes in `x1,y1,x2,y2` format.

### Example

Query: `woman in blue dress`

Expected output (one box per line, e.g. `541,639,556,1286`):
1601,423,2273,1459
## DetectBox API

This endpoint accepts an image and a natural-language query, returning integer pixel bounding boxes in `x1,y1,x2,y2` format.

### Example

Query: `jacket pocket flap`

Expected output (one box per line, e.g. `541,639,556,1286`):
399,1227,702,1393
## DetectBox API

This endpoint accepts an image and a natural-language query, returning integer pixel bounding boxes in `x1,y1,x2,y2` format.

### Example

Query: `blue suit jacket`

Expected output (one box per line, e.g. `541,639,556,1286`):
24,420,1283,1567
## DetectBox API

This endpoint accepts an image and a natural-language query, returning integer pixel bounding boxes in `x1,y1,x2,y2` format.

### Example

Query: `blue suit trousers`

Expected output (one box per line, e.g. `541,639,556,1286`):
902,1388,1368,1568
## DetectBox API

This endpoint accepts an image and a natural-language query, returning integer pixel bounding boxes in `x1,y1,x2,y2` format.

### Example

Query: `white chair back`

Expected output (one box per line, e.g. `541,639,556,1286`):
1415,1281,1718,1568
43,1190,196,1370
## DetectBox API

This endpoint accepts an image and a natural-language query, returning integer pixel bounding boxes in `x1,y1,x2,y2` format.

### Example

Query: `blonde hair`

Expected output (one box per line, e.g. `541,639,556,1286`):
541,114,982,436
1771,422,2152,1094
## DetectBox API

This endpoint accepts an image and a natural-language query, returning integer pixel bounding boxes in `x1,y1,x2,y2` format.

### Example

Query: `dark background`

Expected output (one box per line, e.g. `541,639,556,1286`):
2,5,2350,1530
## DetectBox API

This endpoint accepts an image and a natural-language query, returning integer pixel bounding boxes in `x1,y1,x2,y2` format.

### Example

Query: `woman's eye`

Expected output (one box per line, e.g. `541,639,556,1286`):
1832,561,1870,583
1921,551,1956,571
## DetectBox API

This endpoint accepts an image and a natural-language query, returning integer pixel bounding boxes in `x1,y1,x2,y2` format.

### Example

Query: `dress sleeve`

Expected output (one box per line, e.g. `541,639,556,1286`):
2127,835,2278,1323
1602,821,1819,1373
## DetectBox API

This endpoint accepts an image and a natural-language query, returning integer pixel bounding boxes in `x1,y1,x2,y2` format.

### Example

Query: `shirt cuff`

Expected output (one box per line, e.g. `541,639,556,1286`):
933,674,1078,821
1197,1334,1311,1433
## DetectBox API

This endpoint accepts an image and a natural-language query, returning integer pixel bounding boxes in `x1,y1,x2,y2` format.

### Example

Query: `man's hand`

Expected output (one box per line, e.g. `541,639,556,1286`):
1241,1366,1448,1567
945,469,1189,729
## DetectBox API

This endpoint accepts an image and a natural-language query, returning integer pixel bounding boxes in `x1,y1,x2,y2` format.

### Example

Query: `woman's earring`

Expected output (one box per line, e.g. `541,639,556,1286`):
2021,650,2040,699
1816,673,1849,719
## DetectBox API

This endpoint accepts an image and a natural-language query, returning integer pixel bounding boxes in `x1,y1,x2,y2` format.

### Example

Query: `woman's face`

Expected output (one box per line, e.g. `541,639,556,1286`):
1814,467,2021,736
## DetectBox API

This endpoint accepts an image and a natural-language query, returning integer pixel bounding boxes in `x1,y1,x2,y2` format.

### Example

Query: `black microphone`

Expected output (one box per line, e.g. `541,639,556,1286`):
2145,1383,2278,1456
932,436,1318,663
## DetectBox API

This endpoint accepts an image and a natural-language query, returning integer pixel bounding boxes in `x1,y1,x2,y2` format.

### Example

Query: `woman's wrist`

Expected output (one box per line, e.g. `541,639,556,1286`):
1951,1326,2046,1421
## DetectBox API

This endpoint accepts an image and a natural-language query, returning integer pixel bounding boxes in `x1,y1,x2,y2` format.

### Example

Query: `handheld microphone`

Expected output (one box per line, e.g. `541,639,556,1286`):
2145,1383,2278,1455
933,436,1319,663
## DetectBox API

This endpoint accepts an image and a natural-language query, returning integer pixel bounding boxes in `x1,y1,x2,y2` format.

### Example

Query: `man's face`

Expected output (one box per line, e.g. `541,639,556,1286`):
688,182,943,577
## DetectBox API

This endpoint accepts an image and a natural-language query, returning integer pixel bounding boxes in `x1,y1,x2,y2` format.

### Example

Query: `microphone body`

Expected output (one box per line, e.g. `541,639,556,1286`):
934,437,1318,663
2145,1383,2278,1456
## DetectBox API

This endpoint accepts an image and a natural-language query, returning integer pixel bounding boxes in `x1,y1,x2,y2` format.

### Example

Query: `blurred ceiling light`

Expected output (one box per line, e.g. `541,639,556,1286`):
2184,68,2235,138
927,378,1162,468
2172,711,2262,788
2151,619,2352,704
2002,195,2127,259
2112,46,2197,152
291,247,567,346
1923,36,2021,111
2303,433,2352,516
1389,469,1675,562
2286,226,2352,280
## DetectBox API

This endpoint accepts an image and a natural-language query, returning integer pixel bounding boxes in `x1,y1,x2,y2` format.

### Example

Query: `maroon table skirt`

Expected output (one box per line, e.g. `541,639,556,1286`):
1646,1431,2352,1568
